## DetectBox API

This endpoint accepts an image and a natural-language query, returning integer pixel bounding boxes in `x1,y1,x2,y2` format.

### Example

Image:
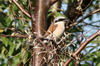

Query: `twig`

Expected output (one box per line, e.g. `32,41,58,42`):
66,22,78,29
50,0,61,5
12,0,31,18
0,34,28,38
64,30,100,66
79,8,100,22
66,8,100,29
28,0,33,15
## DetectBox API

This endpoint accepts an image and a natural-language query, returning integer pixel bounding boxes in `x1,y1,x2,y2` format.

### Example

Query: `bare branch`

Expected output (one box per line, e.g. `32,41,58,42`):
64,30,100,66
79,8,100,22
91,8,100,14
66,8,100,30
66,22,78,29
0,34,28,38
65,0,93,21
12,0,31,18
27,0,34,15
66,8,100,29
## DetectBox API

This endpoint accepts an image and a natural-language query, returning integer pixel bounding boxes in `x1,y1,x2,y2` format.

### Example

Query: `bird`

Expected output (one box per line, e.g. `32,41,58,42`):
43,16,67,43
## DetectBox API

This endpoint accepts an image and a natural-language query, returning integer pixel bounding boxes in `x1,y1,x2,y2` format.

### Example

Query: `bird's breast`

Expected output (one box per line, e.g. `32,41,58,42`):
53,24,65,38
46,24,65,40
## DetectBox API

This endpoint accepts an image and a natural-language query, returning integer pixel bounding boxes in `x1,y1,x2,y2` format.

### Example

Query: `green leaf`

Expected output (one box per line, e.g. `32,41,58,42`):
54,12,66,18
1,47,7,59
22,52,28,64
97,62,100,66
12,53,21,66
12,4,19,12
1,37,9,46
18,20,24,32
8,44,15,56
21,48,28,64
16,43,21,50
81,64,89,66
91,36,100,44
5,17,12,27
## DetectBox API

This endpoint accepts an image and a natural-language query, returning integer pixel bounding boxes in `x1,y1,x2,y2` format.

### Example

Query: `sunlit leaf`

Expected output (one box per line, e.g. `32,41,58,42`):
1,37,9,46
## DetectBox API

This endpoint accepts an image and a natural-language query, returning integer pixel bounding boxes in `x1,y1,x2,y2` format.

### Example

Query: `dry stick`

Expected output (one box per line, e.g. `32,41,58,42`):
64,30,100,66
0,34,28,38
12,0,31,18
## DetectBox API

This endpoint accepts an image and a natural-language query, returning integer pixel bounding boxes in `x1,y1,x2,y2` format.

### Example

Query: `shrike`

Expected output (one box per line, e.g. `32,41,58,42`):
44,16,67,43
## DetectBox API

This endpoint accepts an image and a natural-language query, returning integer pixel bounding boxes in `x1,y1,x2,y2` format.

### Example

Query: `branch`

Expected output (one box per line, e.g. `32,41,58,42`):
65,0,93,21
27,0,34,15
0,34,28,38
64,30,100,66
66,22,78,29
32,0,51,66
79,8,100,22
32,0,50,37
12,0,31,18
66,8,100,29
50,0,61,5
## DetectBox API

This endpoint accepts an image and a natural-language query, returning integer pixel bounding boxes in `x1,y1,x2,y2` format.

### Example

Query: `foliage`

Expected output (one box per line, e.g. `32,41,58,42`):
0,37,32,66
0,0,100,66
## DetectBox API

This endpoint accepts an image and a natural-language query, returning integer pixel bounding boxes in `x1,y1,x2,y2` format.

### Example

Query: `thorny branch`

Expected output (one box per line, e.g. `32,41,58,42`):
64,30,100,66
12,0,31,18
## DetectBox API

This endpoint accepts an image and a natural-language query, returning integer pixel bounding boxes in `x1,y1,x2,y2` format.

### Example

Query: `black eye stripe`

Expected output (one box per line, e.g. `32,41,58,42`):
55,19,65,22
58,19,65,21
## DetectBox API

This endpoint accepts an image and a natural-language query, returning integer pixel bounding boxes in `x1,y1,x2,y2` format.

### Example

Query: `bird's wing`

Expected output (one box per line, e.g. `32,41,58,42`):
44,24,58,37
